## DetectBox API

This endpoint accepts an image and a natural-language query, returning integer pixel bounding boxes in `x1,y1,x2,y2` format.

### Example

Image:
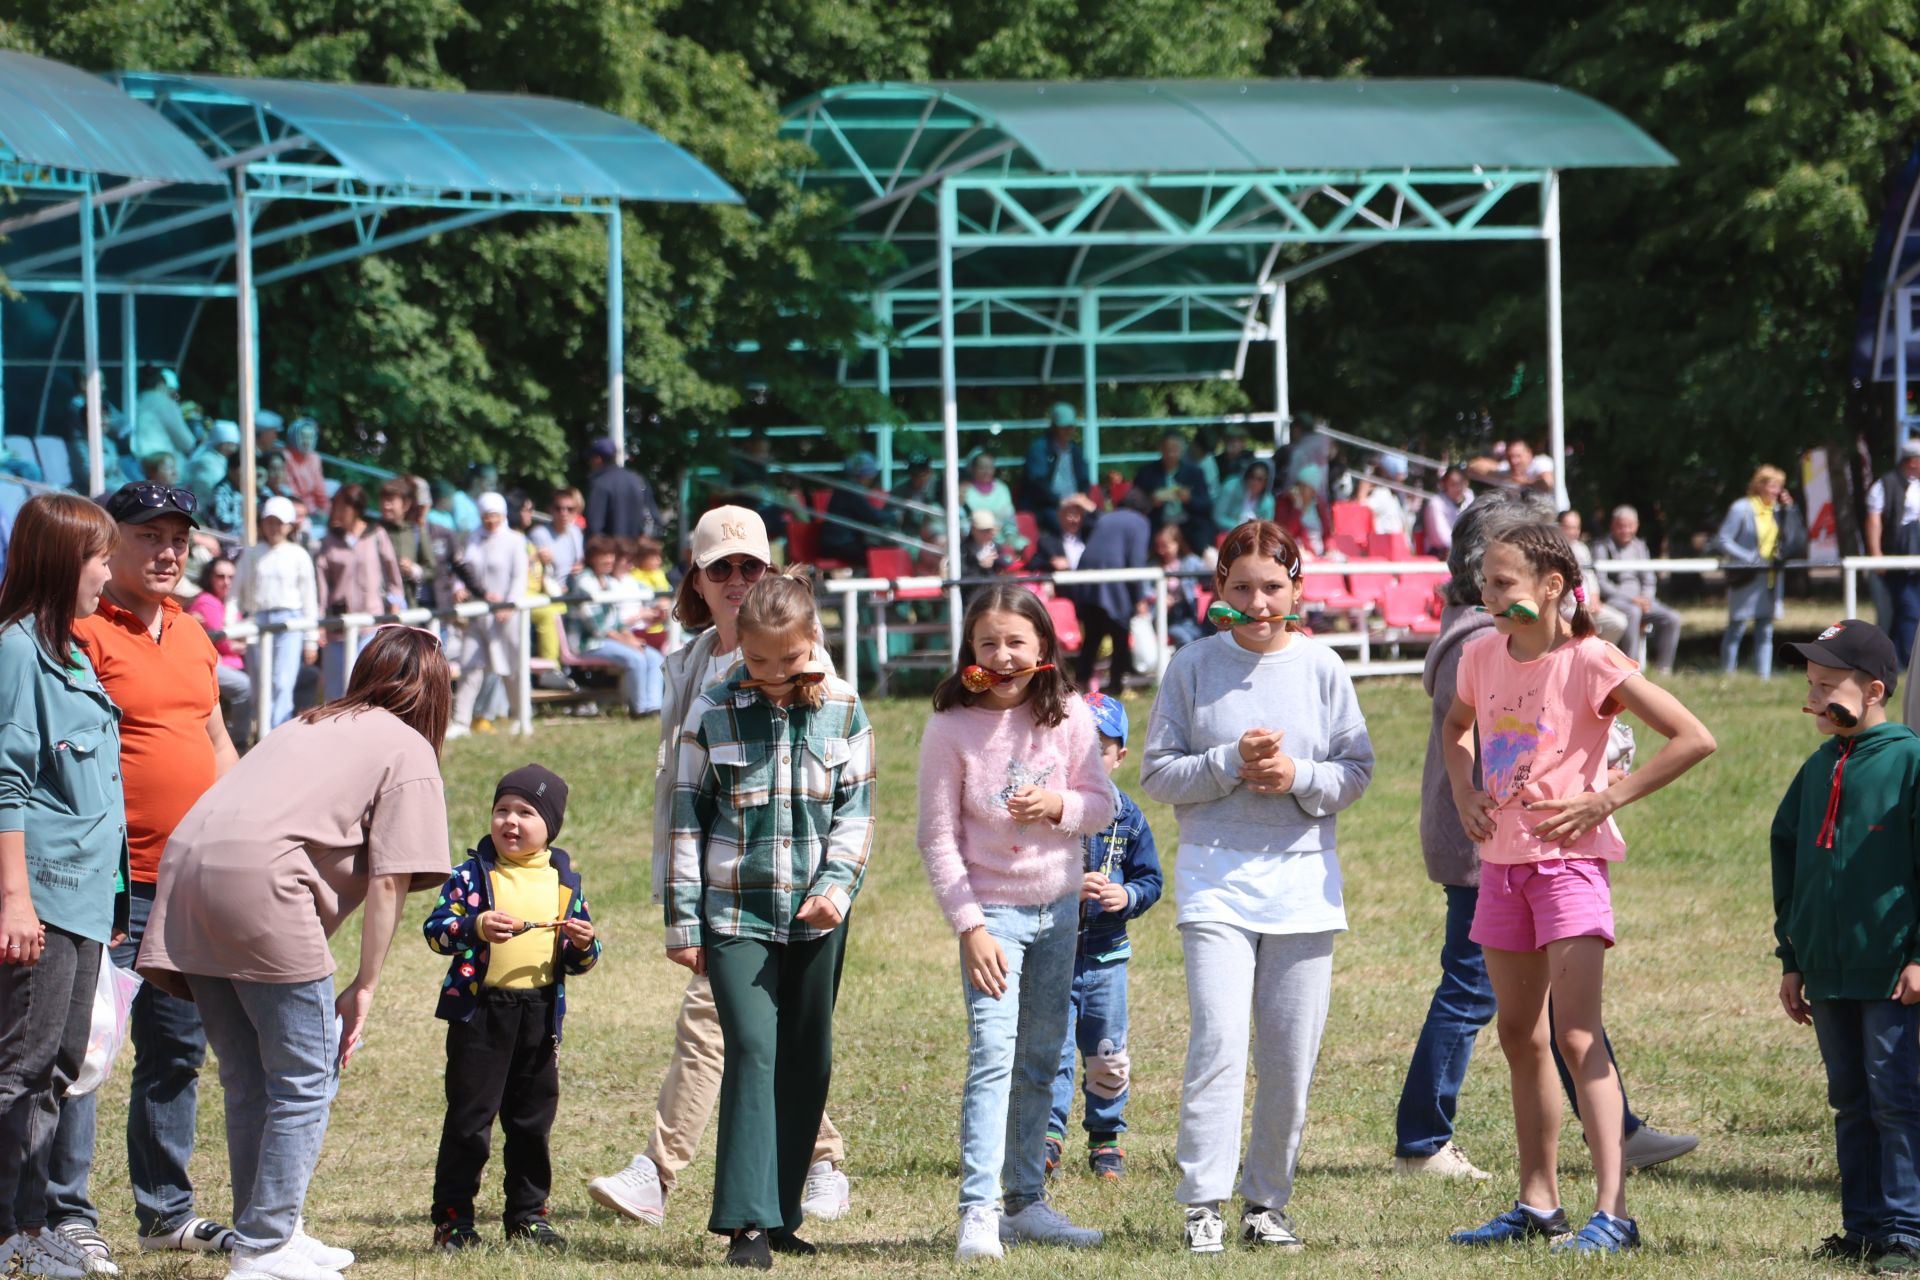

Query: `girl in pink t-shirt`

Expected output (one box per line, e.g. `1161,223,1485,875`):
916,586,1114,1261
1441,511,1714,1256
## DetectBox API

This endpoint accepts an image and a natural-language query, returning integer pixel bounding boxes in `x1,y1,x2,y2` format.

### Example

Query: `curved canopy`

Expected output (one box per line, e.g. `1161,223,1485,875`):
0,50,220,185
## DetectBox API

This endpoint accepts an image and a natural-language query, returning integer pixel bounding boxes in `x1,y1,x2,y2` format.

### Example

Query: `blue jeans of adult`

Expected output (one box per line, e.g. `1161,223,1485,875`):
959,895,1077,1213
1,926,100,1237
320,630,373,703
587,640,665,715
249,608,307,728
1811,997,1920,1250
1394,884,1642,1157
1721,616,1776,677
45,884,207,1236
185,975,340,1254
1890,572,1920,670
1047,955,1130,1143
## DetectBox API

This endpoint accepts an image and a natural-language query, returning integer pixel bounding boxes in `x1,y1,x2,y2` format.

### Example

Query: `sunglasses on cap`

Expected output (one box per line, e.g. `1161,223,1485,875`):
702,556,768,585
119,484,198,515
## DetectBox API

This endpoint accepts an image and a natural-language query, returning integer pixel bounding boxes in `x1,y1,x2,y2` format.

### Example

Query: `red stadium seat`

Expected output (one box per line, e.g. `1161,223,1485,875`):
867,547,941,600
1330,501,1372,544
1046,597,1083,653
1381,581,1443,634
784,519,848,572
1015,511,1040,547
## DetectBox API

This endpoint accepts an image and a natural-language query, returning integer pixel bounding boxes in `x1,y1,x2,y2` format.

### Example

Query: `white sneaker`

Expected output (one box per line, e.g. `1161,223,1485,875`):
224,1241,343,1280
799,1161,850,1221
50,1224,117,1277
1622,1124,1700,1172
955,1206,1003,1262
998,1201,1102,1248
444,724,472,740
586,1153,667,1226
139,1217,237,1254
3,1231,87,1279
1393,1140,1493,1181
288,1222,353,1271
1241,1206,1303,1249
1184,1207,1225,1255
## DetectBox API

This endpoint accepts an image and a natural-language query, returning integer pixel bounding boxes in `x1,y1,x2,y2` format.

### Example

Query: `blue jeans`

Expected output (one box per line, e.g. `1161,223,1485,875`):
588,640,665,715
1891,573,1920,670
1811,998,1920,1249
1394,884,1641,1157
1721,616,1777,677
46,885,207,1236
1047,955,1130,1142
249,608,306,728
320,631,373,703
959,896,1077,1212
186,975,339,1254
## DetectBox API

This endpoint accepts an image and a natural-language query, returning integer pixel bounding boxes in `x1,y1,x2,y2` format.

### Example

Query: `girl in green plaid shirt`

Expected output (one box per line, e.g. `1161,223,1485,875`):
664,568,876,1269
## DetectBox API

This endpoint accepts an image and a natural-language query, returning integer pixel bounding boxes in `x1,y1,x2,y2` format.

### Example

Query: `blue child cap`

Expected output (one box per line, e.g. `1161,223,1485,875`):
1084,691,1128,742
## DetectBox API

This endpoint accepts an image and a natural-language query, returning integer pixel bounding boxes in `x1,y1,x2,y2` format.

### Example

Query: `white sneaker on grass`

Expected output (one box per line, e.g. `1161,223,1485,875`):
139,1217,236,1254
224,1241,343,1280
587,1153,667,1226
1241,1206,1303,1248
50,1223,116,1278
998,1201,1101,1248
1184,1207,1225,1255
1393,1141,1492,1181
799,1161,850,1221
955,1206,1003,1262
289,1222,354,1271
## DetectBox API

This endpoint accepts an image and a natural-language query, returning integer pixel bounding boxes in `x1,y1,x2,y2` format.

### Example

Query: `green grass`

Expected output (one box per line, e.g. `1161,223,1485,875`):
84,673,1846,1276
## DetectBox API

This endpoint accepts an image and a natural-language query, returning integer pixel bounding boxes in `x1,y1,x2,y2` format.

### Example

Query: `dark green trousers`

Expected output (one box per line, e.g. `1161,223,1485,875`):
706,923,848,1234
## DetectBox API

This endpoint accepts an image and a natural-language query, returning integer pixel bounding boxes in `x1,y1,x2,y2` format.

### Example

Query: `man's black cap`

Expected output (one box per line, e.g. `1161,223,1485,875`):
101,482,200,529
1789,619,1900,696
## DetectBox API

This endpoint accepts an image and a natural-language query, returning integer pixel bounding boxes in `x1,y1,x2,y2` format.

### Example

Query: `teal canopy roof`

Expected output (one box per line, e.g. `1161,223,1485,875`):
0,50,220,185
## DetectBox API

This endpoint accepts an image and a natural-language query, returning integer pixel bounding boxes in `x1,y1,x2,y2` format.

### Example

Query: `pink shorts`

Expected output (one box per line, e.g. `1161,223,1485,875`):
1470,858,1615,952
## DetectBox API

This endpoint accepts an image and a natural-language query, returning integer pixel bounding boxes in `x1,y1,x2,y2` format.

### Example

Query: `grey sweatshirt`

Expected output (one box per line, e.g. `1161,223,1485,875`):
1420,604,1494,887
1141,631,1374,852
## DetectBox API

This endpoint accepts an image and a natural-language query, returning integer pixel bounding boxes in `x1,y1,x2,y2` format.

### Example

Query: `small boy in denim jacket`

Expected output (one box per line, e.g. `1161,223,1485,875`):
1046,692,1162,1179
423,765,601,1252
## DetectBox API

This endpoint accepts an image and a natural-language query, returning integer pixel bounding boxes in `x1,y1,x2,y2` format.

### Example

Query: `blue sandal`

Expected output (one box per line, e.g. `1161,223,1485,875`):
1551,1211,1641,1254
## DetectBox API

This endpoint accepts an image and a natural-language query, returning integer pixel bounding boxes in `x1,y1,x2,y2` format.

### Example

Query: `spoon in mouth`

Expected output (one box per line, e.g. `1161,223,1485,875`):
961,663,1056,692
1207,601,1300,627
1474,599,1541,623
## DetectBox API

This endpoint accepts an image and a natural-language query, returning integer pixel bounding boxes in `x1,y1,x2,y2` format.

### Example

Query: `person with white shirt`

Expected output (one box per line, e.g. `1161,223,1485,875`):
448,493,527,737
233,496,319,728
1865,440,1920,665
571,535,664,717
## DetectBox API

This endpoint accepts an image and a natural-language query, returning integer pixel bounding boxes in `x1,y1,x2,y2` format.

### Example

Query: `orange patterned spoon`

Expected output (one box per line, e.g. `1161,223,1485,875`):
961,663,1056,692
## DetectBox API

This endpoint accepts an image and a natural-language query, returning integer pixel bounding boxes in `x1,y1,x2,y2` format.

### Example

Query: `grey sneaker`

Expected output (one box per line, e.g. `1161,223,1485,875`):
1241,1206,1303,1249
1185,1206,1225,1255
999,1201,1101,1248
1622,1124,1699,1172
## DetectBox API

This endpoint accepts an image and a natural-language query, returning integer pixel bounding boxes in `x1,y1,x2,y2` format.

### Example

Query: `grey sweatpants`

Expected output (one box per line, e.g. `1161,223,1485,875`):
1175,923,1335,1211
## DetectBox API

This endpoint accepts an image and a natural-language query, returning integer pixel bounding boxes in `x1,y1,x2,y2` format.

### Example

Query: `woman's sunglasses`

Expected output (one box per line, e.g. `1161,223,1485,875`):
702,557,768,585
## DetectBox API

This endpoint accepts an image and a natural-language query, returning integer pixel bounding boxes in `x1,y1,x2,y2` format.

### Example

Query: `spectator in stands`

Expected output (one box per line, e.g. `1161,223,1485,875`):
958,449,1024,557
186,418,239,490
281,417,328,514
260,450,295,503
140,452,180,490
252,409,283,455
187,556,253,749
627,536,673,642
1217,459,1276,530
452,463,495,536
585,437,664,540
132,367,196,464
1187,427,1222,503
234,496,318,729
428,478,461,532
379,477,436,610
727,429,794,540
961,509,1018,587
1360,453,1413,548
893,452,940,509
507,488,565,663
1590,505,1681,674
1069,488,1154,693
1019,403,1092,536
1275,461,1331,554
1714,464,1794,677
1557,509,1629,646
532,487,586,587
1134,430,1215,553
1422,466,1472,556
821,451,897,566
450,492,528,737
1095,465,1130,512
1865,439,1920,665
573,535,666,716
1154,523,1211,648
1034,493,1096,572
1495,438,1553,494
1210,426,1254,517
315,483,405,700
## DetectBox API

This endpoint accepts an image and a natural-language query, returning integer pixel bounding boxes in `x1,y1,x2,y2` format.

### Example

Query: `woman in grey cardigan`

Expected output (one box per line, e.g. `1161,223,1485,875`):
1712,465,1793,677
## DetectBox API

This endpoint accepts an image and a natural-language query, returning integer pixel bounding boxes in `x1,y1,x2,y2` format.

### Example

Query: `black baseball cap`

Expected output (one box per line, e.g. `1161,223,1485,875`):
1789,619,1899,695
101,482,200,529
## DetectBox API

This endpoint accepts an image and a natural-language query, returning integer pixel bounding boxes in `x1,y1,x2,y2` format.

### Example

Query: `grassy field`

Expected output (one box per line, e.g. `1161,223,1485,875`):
80,671,1853,1277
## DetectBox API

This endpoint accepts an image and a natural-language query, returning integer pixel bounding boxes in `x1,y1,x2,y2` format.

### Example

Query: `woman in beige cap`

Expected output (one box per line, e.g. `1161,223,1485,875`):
587,506,853,1227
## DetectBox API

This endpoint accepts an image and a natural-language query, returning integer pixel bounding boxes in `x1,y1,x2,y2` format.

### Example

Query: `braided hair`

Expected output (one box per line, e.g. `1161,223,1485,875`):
1477,505,1596,639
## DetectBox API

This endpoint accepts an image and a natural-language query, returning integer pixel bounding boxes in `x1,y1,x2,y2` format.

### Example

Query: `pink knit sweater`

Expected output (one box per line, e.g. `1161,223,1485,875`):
916,698,1115,935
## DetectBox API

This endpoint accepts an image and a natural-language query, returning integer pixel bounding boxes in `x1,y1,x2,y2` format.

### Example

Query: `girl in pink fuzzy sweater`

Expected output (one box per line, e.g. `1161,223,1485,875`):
917,586,1115,1261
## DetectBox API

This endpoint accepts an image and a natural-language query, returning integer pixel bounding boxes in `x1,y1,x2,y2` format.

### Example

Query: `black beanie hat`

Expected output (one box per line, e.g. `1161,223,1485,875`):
494,764,569,844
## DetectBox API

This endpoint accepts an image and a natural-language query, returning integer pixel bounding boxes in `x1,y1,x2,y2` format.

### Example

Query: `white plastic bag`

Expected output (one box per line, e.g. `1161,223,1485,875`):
1128,613,1160,676
68,960,142,1098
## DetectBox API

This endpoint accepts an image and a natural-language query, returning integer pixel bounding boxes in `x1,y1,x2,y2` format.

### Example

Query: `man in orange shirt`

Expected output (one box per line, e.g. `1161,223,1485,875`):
45,483,240,1274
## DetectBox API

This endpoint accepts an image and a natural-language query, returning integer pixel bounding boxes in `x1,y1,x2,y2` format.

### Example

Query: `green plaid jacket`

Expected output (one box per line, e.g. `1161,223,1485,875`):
665,674,876,947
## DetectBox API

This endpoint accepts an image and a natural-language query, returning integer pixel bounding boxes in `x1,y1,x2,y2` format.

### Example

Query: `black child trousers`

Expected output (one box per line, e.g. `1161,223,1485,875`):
430,986,560,1231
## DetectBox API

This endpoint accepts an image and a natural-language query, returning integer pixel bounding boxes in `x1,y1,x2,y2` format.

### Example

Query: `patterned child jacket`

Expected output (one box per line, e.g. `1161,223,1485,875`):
423,836,601,1045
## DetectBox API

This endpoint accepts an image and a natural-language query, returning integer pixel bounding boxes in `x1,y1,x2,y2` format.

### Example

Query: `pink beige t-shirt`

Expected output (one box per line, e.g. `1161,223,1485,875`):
1455,632,1637,865
137,707,451,995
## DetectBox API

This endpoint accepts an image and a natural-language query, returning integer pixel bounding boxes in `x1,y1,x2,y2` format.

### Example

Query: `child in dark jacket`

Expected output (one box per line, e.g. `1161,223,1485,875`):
1771,621,1920,1271
1046,693,1162,1180
423,765,601,1252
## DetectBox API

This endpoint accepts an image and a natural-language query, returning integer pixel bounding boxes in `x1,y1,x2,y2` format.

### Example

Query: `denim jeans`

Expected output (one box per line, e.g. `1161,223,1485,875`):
320,631,373,703
959,896,1077,1212
1394,883,1642,1157
587,640,665,715
249,608,306,728
46,884,207,1236
1,927,100,1237
1891,573,1920,670
1048,955,1130,1142
1721,617,1776,677
186,975,339,1254
1811,998,1920,1249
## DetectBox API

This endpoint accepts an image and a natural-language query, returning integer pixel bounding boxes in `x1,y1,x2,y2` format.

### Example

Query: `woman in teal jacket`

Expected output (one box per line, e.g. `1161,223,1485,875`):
0,494,124,1277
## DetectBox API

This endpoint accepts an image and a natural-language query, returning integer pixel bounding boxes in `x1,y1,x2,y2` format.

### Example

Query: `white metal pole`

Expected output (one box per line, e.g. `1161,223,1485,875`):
515,604,533,736
1271,283,1291,447
81,190,105,496
938,182,964,654
235,170,259,545
608,209,626,465
120,292,137,439
1543,170,1569,512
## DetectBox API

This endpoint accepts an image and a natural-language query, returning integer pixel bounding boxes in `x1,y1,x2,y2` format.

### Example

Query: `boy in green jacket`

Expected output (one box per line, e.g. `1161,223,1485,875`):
1772,619,1920,1273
